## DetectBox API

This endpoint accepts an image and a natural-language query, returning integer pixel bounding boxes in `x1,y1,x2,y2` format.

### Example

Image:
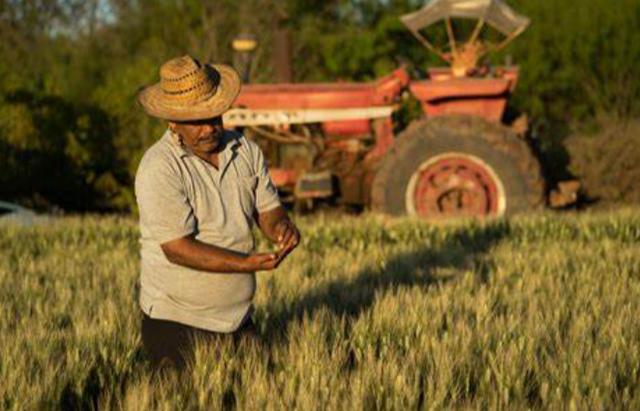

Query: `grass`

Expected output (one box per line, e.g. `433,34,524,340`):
1,208,640,409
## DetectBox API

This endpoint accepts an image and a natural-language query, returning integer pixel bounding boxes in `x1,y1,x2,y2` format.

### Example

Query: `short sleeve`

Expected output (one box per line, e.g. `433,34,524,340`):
135,155,196,244
252,143,281,213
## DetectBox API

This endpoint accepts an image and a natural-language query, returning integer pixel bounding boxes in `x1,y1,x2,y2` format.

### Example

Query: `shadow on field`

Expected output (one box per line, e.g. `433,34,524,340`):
265,220,511,341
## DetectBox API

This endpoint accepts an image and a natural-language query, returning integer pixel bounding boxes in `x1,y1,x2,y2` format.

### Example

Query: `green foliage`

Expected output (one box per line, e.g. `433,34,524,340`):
507,0,640,124
1,0,639,210
566,118,640,205
0,90,123,210
288,1,429,81
1,210,640,408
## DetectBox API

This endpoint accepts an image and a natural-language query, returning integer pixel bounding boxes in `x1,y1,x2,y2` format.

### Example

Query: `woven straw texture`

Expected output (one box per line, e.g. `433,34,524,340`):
138,55,241,121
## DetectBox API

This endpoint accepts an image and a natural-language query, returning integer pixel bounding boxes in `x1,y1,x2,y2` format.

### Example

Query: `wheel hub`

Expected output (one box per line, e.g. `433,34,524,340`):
407,153,503,218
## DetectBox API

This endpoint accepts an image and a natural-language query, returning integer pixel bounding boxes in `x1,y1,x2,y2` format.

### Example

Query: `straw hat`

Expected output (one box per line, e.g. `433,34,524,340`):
137,55,241,121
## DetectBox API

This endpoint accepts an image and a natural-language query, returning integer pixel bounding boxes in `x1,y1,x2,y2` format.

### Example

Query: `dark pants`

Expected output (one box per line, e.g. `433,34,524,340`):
141,312,258,371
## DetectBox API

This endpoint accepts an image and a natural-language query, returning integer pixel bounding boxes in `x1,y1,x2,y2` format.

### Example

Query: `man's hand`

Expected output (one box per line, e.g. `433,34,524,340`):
255,206,301,261
274,218,300,255
242,252,284,272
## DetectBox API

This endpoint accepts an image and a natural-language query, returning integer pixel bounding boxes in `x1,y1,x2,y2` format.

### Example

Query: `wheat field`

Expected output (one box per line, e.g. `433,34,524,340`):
1,209,639,410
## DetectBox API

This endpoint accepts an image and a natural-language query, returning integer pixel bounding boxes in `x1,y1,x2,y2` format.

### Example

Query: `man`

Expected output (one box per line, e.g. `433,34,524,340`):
135,55,300,369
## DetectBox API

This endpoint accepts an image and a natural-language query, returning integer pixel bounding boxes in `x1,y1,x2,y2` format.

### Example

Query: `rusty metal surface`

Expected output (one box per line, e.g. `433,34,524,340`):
427,67,520,91
294,171,334,199
269,168,299,188
410,68,519,122
338,163,368,205
366,117,395,161
409,154,501,218
234,67,409,110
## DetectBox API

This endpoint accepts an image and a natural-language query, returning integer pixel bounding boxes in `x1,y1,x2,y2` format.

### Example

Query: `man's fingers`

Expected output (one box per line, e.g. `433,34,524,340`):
269,251,286,269
259,219,301,269
279,227,293,249
275,221,288,243
278,236,297,260
274,249,288,265
255,252,277,264
284,229,300,251
273,249,290,266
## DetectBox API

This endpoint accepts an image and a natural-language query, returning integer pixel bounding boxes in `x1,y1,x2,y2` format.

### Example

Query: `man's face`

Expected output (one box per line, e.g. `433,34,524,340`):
169,116,224,155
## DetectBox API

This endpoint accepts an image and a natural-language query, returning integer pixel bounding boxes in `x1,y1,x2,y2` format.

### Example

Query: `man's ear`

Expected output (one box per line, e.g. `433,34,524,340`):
168,121,177,132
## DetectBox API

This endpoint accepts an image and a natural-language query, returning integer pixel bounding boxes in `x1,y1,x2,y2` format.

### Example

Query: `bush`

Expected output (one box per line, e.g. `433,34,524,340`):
0,91,126,211
2,0,640,211
566,118,640,204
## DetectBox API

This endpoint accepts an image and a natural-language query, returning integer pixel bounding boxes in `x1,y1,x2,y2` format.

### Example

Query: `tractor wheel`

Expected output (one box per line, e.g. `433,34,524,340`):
371,116,544,219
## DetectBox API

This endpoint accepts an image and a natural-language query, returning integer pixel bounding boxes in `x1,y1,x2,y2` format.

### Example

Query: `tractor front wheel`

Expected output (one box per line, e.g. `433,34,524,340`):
371,116,544,219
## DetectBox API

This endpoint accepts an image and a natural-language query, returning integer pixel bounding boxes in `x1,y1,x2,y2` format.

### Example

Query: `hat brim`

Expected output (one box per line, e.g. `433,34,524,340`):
137,63,241,121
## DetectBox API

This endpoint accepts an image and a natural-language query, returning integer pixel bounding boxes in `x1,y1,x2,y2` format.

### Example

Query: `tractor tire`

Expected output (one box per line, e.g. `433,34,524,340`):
371,116,545,219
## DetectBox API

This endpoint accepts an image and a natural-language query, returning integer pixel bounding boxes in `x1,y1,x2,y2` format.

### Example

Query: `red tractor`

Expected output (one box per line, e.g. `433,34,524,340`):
224,0,577,219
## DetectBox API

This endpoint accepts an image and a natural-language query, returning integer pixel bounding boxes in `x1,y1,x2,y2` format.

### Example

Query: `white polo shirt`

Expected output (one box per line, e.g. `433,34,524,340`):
134,128,280,332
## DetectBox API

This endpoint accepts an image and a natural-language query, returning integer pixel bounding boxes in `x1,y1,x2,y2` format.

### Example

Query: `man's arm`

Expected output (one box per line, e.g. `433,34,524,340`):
255,205,300,254
161,235,282,273
247,138,300,256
